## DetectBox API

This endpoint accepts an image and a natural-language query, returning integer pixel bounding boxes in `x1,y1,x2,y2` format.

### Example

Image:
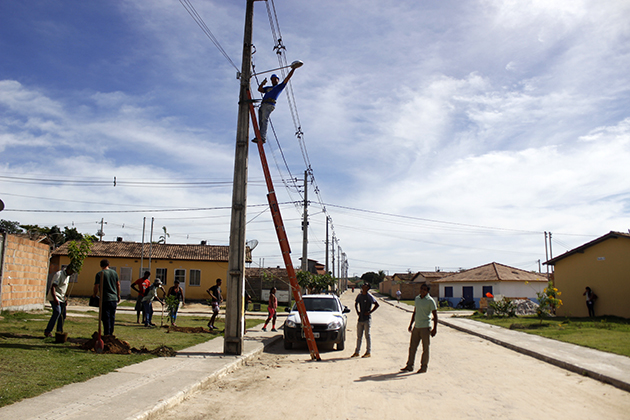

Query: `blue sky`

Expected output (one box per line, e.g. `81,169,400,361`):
1,0,629,276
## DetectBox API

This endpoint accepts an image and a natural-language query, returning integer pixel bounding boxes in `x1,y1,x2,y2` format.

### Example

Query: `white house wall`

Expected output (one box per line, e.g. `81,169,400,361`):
439,281,546,306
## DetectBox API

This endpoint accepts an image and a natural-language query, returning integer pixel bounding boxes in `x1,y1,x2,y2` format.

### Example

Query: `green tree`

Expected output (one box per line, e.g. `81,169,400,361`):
158,226,170,244
63,226,84,242
0,219,24,234
297,271,337,294
66,237,93,274
536,281,563,323
360,271,380,285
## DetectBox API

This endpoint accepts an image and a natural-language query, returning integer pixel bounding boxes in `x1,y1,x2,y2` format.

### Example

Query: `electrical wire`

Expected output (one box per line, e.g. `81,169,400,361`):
179,0,239,72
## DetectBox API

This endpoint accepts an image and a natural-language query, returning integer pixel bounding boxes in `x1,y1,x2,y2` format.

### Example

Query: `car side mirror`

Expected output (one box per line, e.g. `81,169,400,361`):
343,306,351,314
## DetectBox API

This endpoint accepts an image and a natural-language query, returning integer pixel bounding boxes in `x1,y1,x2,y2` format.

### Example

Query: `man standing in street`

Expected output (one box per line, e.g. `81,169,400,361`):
351,283,379,358
206,278,222,330
401,283,437,374
93,259,121,336
44,265,74,338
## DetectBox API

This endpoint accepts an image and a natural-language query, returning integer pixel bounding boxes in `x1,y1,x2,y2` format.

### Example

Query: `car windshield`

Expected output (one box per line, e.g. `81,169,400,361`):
293,298,339,312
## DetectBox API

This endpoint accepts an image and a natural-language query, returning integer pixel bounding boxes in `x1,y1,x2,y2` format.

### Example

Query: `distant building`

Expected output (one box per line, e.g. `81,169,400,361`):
50,240,251,301
433,262,548,308
545,231,630,318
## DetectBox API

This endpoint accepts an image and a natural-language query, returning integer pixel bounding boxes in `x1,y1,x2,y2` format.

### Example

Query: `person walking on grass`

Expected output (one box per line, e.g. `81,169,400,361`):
401,283,437,374
206,278,222,330
351,283,379,358
93,259,121,336
131,271,151,324
44,265,74,338
167,280,185,326
262,287,278,332
142,279,164,327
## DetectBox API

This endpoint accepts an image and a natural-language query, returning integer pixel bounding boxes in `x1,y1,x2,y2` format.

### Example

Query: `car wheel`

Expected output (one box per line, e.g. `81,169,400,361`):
284,340,292,350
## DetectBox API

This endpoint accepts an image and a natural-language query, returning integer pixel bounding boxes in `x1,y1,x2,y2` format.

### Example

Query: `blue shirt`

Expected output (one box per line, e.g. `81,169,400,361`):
261,82,287,104
414,294,437,328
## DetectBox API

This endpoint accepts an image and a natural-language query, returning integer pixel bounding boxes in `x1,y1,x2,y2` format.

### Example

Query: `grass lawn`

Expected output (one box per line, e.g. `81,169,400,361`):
0,308,263,408
469,313,630,357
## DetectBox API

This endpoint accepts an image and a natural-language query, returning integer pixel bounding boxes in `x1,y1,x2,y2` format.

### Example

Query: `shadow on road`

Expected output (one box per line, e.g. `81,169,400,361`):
355,371,412,382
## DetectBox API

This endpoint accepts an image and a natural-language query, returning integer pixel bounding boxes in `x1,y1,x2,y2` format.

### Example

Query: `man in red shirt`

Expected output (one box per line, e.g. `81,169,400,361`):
131,271,151,324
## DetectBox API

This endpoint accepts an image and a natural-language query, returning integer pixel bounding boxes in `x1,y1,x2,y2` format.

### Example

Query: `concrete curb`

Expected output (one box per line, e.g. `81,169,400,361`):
439,318,630,393
136,334,282,420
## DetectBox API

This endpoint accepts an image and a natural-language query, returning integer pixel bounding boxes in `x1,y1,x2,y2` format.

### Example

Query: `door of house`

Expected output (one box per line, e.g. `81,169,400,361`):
120,267,132,297
463,286,474,302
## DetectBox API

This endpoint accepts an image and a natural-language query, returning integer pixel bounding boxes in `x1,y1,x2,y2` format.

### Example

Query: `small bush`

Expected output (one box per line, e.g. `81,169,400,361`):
489,298,516,317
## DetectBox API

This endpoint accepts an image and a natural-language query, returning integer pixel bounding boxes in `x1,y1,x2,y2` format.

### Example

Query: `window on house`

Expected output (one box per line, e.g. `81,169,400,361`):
174,269,186,285
156,268,168,286
189,269,201,287
482,286,493,297
444,286,453,298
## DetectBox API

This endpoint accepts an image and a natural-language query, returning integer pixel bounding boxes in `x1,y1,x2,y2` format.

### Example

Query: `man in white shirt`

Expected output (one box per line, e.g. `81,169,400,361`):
44,265,75,337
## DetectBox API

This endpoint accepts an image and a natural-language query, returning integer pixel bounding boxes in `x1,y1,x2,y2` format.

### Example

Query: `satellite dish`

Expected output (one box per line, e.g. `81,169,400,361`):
246,239,259,251
0,199,4,212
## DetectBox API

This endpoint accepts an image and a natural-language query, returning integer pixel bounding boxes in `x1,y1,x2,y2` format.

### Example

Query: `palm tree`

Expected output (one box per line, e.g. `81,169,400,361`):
158,226,170,244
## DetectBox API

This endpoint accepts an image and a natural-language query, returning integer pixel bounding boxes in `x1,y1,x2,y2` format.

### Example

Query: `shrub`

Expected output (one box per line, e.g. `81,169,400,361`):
488,297,516,317
536,281,563,322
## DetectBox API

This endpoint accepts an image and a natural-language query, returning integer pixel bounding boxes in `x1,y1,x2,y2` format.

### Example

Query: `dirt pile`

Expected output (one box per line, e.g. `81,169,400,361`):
166,325,213,334
131,345,177,357
81,332,132,354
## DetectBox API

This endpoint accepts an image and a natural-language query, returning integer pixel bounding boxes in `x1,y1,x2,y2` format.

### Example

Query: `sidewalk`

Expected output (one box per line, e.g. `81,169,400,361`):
379,296,630,393
0,330,282,420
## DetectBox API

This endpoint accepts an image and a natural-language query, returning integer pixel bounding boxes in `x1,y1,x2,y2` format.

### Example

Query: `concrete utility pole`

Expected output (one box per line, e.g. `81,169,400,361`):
224,0,254,355
331,236,335,278
301,169,308,272
325,216,329,273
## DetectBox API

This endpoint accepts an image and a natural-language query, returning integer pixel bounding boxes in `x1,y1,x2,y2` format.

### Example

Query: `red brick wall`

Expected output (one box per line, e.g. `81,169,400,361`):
0,234,50,311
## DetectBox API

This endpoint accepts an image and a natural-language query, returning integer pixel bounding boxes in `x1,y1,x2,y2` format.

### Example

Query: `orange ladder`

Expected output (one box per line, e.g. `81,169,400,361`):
246,89,321,361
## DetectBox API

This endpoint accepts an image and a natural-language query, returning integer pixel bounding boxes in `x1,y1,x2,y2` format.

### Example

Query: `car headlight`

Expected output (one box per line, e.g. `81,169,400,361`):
286,319,299,328
326,319,342,330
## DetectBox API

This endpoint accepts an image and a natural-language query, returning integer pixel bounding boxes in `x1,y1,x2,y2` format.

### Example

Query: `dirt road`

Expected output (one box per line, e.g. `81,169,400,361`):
161,292,630,420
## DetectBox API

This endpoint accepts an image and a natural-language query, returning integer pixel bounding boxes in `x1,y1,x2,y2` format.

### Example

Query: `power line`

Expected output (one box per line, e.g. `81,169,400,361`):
179,0,239,72
4,202,294,214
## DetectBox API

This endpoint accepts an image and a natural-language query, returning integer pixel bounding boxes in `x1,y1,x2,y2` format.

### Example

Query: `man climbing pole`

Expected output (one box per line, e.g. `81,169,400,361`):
253,60,302,143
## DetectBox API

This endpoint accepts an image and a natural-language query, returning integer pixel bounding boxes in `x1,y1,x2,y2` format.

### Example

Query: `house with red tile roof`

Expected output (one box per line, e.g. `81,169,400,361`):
433,262,548,308
50,240,251,300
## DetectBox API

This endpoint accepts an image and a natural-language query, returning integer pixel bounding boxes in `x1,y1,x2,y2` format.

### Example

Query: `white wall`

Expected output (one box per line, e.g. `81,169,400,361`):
440,281,545,299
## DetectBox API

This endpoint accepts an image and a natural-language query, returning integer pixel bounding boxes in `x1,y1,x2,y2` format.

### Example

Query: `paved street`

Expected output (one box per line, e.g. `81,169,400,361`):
161,291,630,420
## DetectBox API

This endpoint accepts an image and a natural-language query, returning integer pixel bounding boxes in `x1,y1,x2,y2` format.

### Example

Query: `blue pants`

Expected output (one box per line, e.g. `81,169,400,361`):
170,304,179,323
45,301,66,335
143,301,154,326
101,300,118,336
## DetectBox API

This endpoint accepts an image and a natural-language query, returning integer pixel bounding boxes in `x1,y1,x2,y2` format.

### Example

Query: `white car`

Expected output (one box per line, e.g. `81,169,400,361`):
283,294,351,351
